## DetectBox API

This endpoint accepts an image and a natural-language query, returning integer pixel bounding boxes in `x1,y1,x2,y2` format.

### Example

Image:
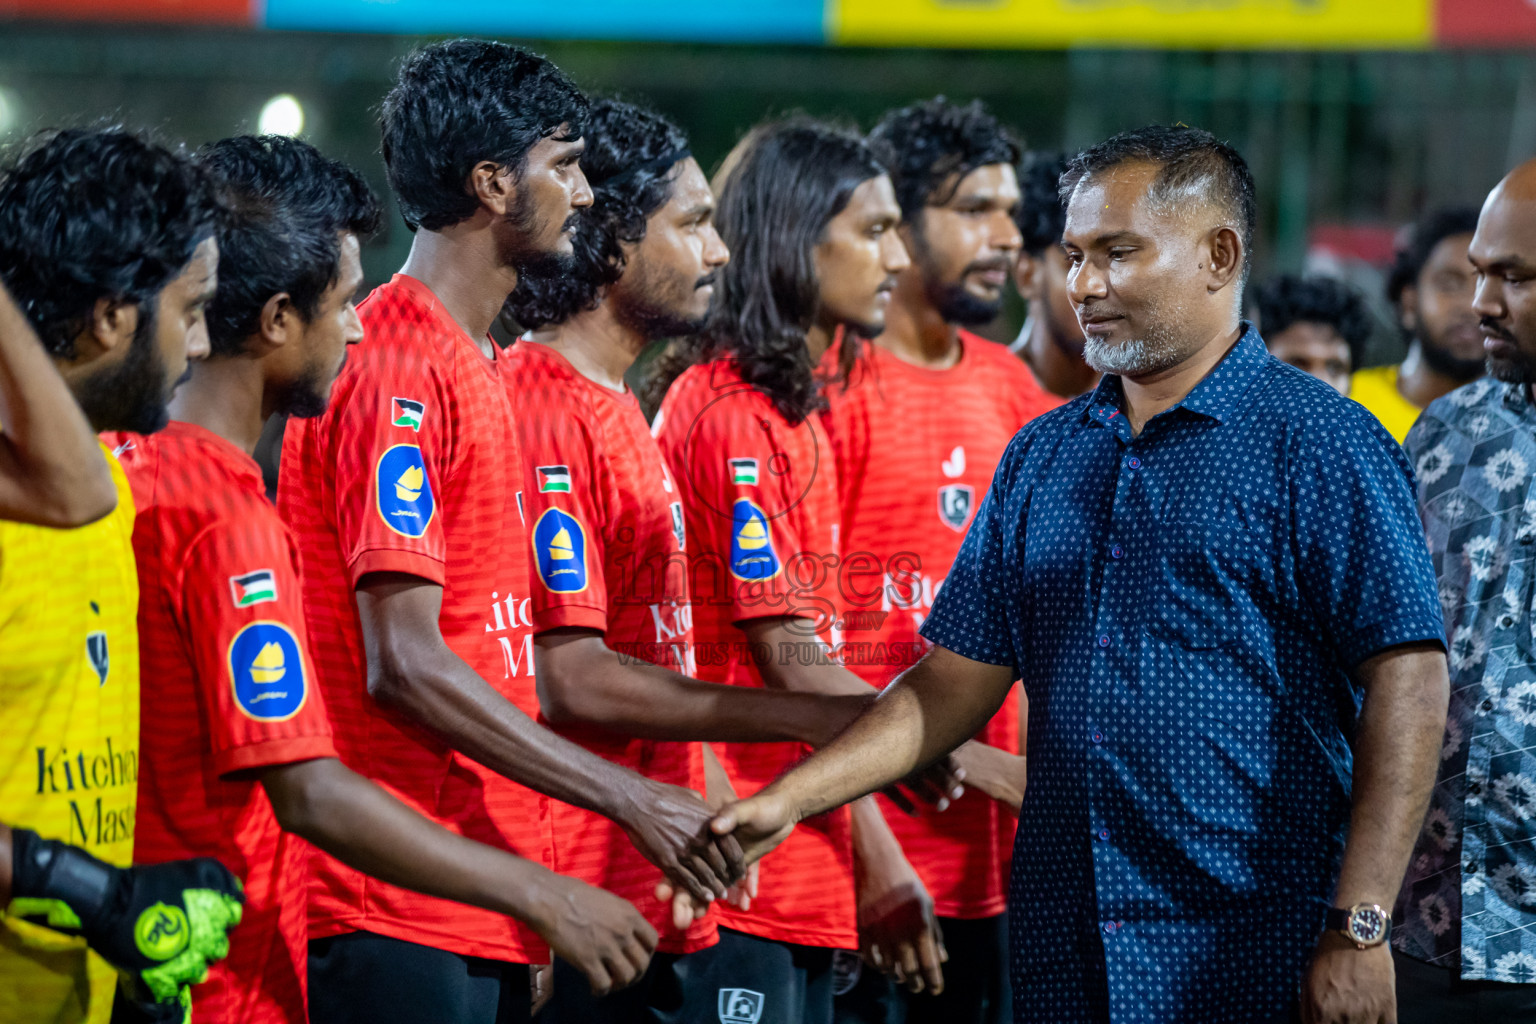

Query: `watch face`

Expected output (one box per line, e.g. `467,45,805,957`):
1348,905,1388,945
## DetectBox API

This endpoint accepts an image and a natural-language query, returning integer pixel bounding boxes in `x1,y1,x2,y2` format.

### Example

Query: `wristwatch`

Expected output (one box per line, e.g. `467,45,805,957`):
1325,903,1392,949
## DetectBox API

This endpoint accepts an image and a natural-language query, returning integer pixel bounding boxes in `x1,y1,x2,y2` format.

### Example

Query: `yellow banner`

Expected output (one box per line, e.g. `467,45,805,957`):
828,0,1433,49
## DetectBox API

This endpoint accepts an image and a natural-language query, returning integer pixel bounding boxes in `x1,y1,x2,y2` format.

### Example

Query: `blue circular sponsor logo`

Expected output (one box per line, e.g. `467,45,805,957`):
376,444,435,539
730,499,781,581
532,507,589,593
228,621,307,721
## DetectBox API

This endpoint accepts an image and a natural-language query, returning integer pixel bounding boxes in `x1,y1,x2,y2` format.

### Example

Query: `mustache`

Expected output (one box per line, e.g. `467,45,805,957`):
561,213,581,233
1482,317,1516,342
965,256,1013,275
695,271,718,290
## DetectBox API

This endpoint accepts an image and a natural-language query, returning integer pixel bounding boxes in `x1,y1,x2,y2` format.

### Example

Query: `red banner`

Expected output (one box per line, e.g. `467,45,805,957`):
1436,0,1536,46
0,0,250,24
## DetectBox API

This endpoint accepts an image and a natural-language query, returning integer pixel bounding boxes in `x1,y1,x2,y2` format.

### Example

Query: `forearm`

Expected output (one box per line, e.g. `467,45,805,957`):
537,637,868,745
1333,645,1449,908
0,286,114,527
264,759,560,924
849,797,906,870
766,649,1005,822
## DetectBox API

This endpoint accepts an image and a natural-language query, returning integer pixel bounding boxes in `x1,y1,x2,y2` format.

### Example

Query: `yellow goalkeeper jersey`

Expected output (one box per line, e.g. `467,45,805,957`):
0,443,140,1024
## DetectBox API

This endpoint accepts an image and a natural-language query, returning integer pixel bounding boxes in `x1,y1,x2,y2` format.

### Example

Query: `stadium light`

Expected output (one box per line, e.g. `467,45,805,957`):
258,94,305,137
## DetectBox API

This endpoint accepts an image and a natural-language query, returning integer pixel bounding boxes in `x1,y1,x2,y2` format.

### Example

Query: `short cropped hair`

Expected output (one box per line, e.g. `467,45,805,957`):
1015,151,1069,256
380,39,588,232
505,98,688,330
1254,273,1373,368
0,128,220,358
1385,205,1481,307
197,136,380,357
867,97,1021,222
1060,124,1257,285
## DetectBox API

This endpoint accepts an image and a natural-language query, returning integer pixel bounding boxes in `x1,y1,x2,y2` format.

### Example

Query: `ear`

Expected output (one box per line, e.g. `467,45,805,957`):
72,296,139,363
1398,284,1420,334
1014,252,1043,300
255,292,297,354
468,159,515,217
1204,226,1243,293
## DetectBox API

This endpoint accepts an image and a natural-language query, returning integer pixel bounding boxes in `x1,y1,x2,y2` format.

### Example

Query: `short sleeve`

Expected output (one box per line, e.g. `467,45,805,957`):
920,435,1026,671
685,393,823,625
1291,411,1446,666
519,398,609,633
179,514,336,776
331,346,454,587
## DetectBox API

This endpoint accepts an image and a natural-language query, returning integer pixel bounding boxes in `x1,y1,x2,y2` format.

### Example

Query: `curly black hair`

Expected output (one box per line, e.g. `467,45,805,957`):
1254,273,1373,368
197,135,382,357
1061,124,1257,286
0,128,220,359
867,96,1021,223
1385,205,1481,307
642,117,885,426
1016,151,1069,256
504,97,688,331
380,39,588,232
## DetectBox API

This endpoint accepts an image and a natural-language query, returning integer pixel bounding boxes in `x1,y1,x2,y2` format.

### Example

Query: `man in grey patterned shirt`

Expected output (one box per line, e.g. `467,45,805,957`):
1397,157,1536,1019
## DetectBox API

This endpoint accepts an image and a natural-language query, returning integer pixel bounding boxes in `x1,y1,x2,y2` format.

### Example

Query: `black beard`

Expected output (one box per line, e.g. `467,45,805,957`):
613,293,706,342
1420,337,1486,381
928,280,1002,327
271,360,332,420
74,304,172,434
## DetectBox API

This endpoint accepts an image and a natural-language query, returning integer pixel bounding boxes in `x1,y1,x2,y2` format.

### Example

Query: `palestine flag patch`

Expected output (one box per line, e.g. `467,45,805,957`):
730,458,759,485
229,569,278,607
538,465,572,493
392,397,424,431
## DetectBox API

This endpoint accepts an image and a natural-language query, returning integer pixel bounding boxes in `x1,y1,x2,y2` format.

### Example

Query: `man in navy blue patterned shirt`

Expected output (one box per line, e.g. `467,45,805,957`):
714,125,1450,1024
1393,157,1536,1022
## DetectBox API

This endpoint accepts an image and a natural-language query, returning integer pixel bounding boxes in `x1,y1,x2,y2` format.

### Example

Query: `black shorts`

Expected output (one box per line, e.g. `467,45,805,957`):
1395,949,1536,1024
833,913,1010,1024
544,926,835,1024
308,931,532,1024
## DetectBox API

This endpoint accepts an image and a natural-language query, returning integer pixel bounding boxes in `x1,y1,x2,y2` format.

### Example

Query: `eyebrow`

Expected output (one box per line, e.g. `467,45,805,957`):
1063,230,1146,249
1473,252,1536,274
678,201,714,219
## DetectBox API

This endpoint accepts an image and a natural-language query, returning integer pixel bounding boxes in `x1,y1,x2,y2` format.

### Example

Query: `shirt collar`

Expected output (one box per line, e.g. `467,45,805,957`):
1081,321,1268,429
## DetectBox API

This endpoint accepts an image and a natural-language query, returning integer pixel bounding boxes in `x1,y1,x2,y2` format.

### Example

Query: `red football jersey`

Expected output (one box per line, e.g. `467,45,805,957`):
108,422,337,1024
506,341,712,955
819,330,1058,919
279,274,553,963
654,359,857,950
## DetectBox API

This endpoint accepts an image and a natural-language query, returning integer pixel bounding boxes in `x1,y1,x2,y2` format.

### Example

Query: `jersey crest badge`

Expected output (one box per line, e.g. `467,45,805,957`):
729,458,759,486
538,465,572,493
533,508,589,593
730,499,781,580
376,445,436,538
228,621,307,721
229,569,277,607
392,397,424,431
86,631,109,687
718,988,765,1024
938,484,975,532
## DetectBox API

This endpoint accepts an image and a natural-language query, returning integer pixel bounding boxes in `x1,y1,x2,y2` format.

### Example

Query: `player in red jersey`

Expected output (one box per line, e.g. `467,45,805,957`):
278,44,741,1024
647,118,966,1024
503,101,885,1024
109,135,658,1024
816,98,1055,1024
1010,152,1096,401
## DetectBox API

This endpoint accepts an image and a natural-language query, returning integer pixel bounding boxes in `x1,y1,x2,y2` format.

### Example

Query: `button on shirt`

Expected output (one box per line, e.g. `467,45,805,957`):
1396,378,1536,983
921,326,1445,1023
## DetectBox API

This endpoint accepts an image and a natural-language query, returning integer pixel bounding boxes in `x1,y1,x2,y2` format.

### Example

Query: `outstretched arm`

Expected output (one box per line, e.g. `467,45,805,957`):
356,572,743,905
713,644,1016,862
262,756,657,995
0,281,116,527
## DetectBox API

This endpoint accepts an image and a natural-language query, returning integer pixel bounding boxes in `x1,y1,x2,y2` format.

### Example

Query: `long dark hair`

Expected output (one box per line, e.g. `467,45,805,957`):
643,117,884,425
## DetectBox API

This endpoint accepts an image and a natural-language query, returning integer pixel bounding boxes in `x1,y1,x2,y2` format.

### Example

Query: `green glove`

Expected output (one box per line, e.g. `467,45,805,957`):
8,827,244,1009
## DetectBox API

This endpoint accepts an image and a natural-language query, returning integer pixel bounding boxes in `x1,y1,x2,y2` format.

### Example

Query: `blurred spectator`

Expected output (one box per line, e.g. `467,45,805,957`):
1353,206,1482,441
1010,151,1096,399
1253,273,1372,395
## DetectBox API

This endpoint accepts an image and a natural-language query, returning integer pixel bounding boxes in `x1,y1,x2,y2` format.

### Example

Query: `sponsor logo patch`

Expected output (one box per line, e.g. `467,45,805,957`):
537,465,572,493
392,397,424,431
532,507,589,593
718,988,764,1024
669,501,686,552
729,457,759,486
941,445,966,479
729,499,781,580
938,483,975,532
228,621,307,721
376,444,435,538
86,631,109,687
134,902,189,961
229,569,277,607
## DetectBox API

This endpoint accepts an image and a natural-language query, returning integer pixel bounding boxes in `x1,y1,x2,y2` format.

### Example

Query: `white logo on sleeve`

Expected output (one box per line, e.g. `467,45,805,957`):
941,445,965,478
718,989,764,1024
